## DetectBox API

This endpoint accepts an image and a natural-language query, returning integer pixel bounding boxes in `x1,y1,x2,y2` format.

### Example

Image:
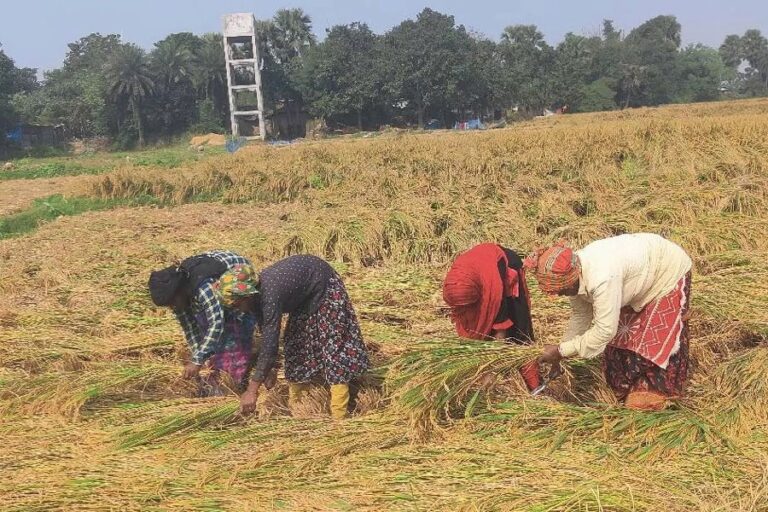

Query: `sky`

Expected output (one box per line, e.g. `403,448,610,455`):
1,0,766,74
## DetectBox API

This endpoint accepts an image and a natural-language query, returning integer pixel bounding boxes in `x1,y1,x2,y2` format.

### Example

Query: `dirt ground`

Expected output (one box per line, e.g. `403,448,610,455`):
0,176,86,216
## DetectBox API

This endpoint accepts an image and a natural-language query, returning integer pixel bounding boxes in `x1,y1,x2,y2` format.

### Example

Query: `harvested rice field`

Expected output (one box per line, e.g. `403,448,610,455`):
1,98,768,511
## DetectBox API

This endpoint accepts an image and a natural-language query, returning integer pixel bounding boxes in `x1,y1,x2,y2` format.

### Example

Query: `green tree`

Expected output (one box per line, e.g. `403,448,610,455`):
591,20,623,80
0,45,38,96
272,8,316,63
719,30,768,96
674,44,727,102
551,33,600,109
298,23,382,129
499,24,555,112
578,78,618,112
253,19,291,109
621,15,682,106
719,34,743,69
15,33,122,138
384,8,473,127
152,34,196,87
193,34,226,101
151,34,197,135
254,12,314,136
105,44,155,147
741,30,768,93
64,33,122,71
618,63,647,108
459,36,506,117
1,45,38,150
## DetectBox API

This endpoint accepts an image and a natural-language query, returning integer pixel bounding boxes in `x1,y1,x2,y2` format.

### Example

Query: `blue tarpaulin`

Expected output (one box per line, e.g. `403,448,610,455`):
454,118,484,130
6,126,22,143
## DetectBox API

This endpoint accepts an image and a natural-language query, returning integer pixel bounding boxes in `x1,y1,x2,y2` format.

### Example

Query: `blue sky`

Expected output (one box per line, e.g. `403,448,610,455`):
1,0,766,73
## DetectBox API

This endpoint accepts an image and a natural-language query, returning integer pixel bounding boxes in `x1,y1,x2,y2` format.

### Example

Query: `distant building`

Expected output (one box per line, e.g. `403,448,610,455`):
6,124,64,149
266,102,308,140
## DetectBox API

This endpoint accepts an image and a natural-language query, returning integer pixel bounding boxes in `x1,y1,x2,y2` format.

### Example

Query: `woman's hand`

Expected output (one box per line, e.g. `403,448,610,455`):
240,380,261,415
182,362,201,379
539,344,563,365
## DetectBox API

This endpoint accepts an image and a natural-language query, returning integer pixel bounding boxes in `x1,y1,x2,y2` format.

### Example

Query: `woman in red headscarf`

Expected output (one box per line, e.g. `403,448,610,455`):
443,243,534,343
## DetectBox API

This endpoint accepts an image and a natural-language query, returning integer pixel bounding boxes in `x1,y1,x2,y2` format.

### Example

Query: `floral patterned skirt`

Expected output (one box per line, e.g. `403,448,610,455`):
283,275,369,385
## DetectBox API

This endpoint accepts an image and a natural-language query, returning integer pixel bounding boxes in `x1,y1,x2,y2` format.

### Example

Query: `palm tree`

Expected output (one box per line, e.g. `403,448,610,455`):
272,8,316,63
152,38,194,90
151,38,196,135
719,34,744,70
193,34,226,102
106,44,155,147
191,34,229,130
619,63,646,108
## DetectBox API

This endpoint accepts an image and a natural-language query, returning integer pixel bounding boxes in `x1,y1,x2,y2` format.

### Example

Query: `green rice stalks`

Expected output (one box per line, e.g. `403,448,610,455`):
118,400,240,449
386,338,546,437
2,362,182,418
475,399,733,460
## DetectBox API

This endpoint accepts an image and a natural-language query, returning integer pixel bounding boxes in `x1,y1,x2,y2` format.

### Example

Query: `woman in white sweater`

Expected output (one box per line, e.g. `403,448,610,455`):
525,233,692,410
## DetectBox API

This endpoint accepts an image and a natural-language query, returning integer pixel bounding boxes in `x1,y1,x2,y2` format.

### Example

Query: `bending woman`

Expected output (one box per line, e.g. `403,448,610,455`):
443,243,534,343
215,255,370,418
148,250,260,392
526,233,692,410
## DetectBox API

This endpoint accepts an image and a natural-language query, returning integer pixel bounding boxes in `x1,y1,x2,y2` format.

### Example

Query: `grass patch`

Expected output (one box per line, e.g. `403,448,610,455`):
0,195,160,238
0,187,230,239
1,145,225,181
0,160,105,180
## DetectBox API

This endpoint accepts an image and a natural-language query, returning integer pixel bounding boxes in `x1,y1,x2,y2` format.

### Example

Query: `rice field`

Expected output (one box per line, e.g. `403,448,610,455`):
1,98,767,511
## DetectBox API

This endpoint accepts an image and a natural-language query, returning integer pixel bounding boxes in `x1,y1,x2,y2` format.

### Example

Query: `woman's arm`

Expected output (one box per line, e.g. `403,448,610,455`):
559,278,622,359
190,283,226,365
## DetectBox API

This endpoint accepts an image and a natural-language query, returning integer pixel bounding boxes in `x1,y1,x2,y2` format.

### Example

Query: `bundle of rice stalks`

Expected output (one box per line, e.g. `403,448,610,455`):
695,252,768,336
703,346,768,436
386,338,546,437
475,399,732,461
2,361,186,418
117,398,240,449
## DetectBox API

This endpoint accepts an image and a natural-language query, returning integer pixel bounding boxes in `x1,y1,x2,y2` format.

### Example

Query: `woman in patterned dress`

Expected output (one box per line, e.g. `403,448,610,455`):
525,234,693,410
215,255,370,419
148,251,263,394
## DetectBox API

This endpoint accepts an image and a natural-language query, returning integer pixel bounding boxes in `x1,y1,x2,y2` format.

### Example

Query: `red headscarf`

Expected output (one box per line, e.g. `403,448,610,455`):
443,243,518,340
524,242,580,294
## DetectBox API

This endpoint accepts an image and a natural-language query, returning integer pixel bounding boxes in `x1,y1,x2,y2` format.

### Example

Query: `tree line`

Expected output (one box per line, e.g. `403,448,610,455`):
1,8,767,149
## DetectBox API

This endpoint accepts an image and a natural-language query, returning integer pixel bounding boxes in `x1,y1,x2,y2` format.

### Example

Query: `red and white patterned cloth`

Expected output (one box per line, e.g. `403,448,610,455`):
609,273,691,369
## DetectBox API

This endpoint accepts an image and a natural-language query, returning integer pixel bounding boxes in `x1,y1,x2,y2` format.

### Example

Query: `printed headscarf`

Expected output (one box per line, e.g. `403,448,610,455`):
524,242,581,294
213,264,259,307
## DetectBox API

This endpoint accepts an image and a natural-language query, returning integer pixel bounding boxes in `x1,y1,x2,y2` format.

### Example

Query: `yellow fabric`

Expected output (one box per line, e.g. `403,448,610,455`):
288,382,310,409
330,383,350,419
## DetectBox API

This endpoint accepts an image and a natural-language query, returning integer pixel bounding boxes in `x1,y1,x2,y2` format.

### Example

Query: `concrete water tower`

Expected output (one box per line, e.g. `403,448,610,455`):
222,13,266,140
